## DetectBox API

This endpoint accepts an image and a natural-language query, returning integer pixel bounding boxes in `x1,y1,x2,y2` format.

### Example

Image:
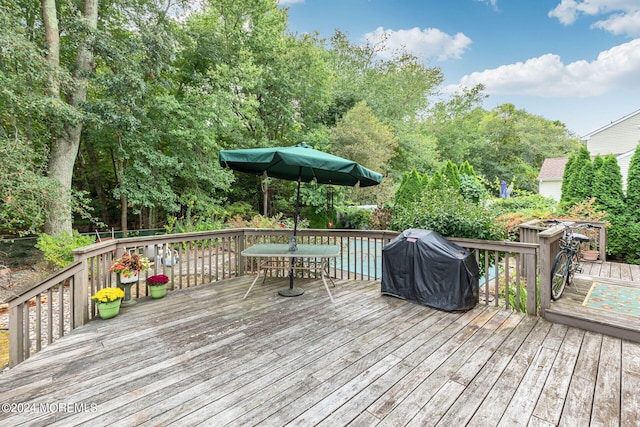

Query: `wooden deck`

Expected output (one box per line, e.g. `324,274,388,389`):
546,260,640,342
1,275,640,426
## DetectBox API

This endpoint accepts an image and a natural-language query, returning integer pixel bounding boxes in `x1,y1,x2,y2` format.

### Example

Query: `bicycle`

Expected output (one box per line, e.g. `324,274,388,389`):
550,220,593,300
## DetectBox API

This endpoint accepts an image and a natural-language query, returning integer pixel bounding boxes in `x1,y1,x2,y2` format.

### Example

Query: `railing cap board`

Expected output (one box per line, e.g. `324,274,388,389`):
448,237,538,254
72,229,245,258
5,261,83,306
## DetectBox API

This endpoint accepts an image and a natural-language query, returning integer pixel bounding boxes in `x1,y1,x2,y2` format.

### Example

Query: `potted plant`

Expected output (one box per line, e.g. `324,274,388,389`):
582,226,600,262
91,287,125,319
146,274,169,299
110,252,150,283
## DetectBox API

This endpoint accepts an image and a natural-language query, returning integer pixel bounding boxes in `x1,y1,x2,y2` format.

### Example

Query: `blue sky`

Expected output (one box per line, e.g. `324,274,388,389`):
279,0,640,137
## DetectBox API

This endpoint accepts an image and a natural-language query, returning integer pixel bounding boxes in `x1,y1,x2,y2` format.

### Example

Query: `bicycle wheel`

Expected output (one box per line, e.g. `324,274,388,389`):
551,250,569,300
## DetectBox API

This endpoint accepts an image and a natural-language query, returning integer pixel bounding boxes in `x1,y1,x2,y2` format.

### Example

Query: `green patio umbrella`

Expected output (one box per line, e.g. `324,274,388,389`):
219,142,383,296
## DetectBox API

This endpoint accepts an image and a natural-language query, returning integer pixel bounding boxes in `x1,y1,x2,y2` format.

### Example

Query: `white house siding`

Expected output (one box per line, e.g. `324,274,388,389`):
584,110,640,156
581,109,640,192
539,180,562,201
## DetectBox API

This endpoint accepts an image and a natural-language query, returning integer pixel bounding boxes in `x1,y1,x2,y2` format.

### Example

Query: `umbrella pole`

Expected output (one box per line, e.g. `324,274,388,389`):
279,173,304,297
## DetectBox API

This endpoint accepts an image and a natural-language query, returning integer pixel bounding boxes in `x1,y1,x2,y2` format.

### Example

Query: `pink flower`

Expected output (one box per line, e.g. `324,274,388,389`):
146,274,169,285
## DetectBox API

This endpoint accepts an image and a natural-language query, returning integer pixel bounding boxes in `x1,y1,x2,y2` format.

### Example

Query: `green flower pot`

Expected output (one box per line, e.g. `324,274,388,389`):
148,283,167,299
97,299,122,319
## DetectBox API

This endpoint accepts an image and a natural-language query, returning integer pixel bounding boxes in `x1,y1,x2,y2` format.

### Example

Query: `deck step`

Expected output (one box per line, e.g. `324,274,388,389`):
545,305,640,343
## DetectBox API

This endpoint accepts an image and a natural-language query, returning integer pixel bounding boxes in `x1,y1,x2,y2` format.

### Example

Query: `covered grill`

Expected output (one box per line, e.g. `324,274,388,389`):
381,229,479,311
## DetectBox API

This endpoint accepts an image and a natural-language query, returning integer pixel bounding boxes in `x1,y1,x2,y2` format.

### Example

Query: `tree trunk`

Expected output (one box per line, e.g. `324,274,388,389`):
42,0,99,237
120,192,128,232
41,0,60,98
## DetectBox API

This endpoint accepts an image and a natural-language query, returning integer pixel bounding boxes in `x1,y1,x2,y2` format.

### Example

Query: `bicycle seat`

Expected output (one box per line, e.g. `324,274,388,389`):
573,233,589,243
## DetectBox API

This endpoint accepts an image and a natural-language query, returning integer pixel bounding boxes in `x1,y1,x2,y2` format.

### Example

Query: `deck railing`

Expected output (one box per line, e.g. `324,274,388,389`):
7,228,540,367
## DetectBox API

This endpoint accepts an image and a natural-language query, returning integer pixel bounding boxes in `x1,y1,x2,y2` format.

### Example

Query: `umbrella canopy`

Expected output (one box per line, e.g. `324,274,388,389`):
219,142,383,188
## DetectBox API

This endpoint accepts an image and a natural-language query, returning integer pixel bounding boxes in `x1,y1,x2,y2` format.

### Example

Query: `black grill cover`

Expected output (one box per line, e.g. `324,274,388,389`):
381,229,479,311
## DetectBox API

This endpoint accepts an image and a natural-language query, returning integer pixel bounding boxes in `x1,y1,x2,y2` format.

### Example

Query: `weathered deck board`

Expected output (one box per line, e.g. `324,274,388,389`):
1,275,639,426
547,260,640,342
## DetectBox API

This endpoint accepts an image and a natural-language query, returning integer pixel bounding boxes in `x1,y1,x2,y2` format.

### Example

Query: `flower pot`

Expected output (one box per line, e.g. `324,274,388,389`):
148,283,167,299
97,299,122,319
119,271,139,284
583,250,599,261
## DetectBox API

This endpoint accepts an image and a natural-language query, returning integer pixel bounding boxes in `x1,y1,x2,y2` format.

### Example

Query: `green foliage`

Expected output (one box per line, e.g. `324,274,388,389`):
164,215,224,235
561,145,591,207
488,193,556,217
225,202,258,220
599,146,640,263
459,160,476,177
339,208,373,230
607,216,640,263
0,0,597,240
459,175,486,204
35,232,95,269
440,161,461,190
573,160,595,201
225,213,308,230
592,155,624,216
503,283,528,312
394,169,425,207
429,171,444,190
464,103,581,193
0,138,57,236
391,186,506,240
592,155,604,173
625,144,640,221
331,101,397,205
303,207,337,229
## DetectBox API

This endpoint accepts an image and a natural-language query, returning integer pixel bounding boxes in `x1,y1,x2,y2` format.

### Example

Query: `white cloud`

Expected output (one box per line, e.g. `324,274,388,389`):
363,27,472,61
592,10,640,36
473,0,499,11
549,0,640,36
447,38,640,97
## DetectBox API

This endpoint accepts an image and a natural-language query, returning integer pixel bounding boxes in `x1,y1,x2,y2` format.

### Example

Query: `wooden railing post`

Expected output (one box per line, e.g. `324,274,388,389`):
237,233,246,277
599,224,607,262
73,260,89,328
525,251,538,315
538,231,555,315
8,304,23,367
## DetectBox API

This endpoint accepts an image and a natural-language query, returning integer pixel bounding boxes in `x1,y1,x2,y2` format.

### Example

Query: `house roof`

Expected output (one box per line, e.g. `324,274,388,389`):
537,157,568,181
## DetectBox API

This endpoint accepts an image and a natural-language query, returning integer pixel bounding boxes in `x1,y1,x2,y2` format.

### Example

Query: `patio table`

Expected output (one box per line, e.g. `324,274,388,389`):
241,243,340,302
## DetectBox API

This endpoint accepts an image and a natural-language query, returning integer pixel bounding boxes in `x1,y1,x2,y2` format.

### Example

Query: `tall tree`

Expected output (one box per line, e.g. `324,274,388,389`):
427,85,486,165
625,144,640,221
42,0,98,236
331,101,397,204
394,169,425,208
560,145,591,207
593,155,624,216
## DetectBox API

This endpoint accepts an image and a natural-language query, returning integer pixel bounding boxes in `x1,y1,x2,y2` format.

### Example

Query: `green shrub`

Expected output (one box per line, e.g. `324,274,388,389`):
340,208,373,230
488,193,556,217
35,231,95,269
225,213,308,230
303,207,337,229
394,169,424,207
164,215,224,234
392,187,506,240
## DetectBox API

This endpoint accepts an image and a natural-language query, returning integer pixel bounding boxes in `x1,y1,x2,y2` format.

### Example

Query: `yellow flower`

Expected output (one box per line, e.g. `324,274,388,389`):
91,287,125,303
